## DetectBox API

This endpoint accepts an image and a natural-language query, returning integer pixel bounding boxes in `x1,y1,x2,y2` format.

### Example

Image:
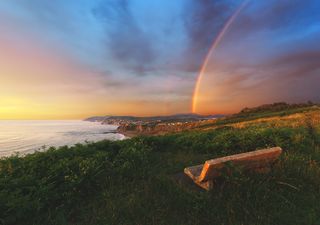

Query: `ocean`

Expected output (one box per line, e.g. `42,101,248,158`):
0,120,125,157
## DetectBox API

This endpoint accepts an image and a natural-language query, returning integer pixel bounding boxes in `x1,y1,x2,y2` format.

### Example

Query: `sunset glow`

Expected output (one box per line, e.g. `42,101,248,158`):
0,1,319,119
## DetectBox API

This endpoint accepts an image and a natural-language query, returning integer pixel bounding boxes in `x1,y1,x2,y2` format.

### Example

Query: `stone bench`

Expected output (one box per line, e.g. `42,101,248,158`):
184,147,282,190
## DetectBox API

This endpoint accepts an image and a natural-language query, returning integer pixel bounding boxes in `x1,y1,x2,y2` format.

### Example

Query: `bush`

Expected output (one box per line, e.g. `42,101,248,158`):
0,122,319,224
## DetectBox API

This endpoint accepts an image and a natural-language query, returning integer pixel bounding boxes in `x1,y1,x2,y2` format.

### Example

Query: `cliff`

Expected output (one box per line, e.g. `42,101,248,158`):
116,121,209,136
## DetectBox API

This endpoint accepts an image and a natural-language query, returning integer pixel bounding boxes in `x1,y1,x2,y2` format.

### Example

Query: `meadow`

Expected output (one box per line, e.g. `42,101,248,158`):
0,105,319,225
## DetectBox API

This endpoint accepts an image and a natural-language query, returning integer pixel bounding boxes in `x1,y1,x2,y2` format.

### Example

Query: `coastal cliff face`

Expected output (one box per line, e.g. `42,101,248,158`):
114,103,320,136
116,122,189,136
116,120,213,136
85,103,320,137
85,114,223,136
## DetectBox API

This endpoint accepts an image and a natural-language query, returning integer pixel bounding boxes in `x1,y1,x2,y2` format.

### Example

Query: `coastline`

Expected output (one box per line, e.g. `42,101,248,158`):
0,121,125,158
116,131,138,138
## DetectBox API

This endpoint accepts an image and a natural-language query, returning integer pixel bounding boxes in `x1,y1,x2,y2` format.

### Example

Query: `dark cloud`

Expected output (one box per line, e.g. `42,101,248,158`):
270,51,320,79
202,49,320,109
272,51,320,67
93,0,157,76
1,0,320,116
93,0,246,75
226,0,320,41
179,0,241,73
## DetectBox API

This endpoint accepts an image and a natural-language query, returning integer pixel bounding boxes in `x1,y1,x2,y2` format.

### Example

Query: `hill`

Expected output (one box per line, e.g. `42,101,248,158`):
0,103,319,224
114,102,320,136
85,113,223,124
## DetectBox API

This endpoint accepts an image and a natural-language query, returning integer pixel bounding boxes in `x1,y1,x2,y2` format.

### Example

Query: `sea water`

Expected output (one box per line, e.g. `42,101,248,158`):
0,120,125,157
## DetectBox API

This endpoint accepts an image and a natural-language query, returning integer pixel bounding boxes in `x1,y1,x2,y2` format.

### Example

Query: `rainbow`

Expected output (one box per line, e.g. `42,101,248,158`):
191,1,249,113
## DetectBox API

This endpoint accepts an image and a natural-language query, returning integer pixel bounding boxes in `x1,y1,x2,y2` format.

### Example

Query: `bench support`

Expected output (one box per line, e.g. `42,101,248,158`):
184,147,282,191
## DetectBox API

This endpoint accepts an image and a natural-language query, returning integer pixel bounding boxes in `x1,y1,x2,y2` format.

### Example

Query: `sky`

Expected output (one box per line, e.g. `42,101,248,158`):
0,0,319,119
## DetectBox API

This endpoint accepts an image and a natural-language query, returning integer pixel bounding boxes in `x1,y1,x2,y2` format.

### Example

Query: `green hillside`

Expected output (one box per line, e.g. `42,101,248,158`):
0,105,320,225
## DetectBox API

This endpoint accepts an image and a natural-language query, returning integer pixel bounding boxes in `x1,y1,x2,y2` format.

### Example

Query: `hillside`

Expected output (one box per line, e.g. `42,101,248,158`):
0,103,320,225
85,113,224,137
115,103,320,136
85,113,223,124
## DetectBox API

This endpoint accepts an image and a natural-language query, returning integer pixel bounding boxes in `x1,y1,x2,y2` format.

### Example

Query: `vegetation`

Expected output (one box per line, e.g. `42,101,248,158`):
0,106,320,225
239,102,317,114
198,102,320,128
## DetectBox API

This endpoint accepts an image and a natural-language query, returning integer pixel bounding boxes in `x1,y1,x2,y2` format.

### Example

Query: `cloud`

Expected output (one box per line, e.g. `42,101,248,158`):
178,0,241,73
92,0,248,76
1,0,319,117
93,0,158,76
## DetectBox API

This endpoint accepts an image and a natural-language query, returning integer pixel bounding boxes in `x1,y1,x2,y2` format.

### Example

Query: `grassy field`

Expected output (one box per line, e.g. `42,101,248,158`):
0,106,320,225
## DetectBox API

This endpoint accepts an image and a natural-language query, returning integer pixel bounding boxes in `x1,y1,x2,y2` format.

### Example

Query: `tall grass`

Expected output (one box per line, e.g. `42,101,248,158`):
0,119,319,224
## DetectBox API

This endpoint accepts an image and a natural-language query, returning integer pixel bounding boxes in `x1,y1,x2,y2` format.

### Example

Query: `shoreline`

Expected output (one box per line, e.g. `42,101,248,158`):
0,121,125,158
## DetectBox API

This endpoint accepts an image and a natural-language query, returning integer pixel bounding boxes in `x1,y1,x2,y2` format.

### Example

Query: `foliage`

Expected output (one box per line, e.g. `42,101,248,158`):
205,104,320,127
0,111,319,224
239,102,318,114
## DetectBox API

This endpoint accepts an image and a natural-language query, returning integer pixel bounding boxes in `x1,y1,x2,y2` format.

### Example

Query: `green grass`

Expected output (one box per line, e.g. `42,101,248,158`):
0,121,319,224
198,106,319,128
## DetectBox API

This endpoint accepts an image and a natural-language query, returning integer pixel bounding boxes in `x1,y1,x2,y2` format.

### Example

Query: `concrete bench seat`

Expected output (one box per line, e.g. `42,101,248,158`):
184,147,282,190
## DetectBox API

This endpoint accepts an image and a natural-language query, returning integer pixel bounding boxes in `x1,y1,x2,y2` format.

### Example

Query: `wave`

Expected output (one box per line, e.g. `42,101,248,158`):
0,120,124,157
